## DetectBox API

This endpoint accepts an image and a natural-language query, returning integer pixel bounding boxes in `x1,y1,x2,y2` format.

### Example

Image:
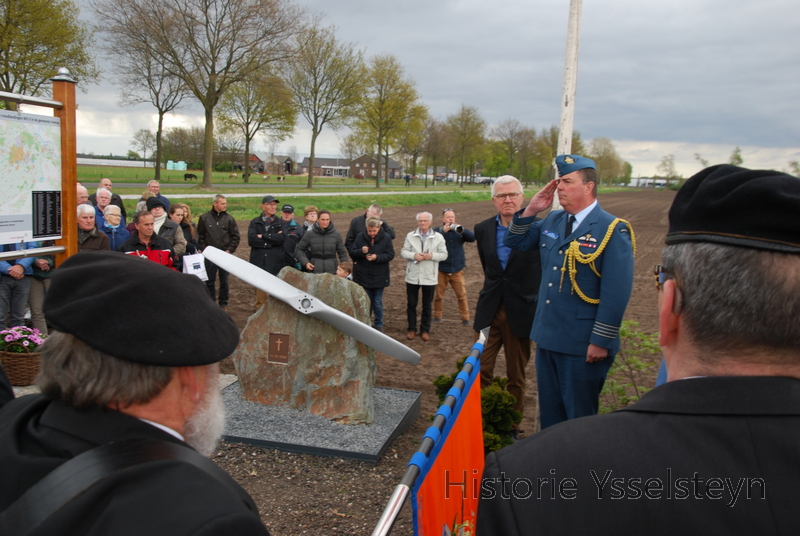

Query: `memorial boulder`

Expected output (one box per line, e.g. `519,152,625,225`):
233,268,376,424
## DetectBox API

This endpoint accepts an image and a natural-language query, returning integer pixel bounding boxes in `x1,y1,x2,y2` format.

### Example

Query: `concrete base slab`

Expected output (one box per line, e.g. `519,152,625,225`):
222,381,421,463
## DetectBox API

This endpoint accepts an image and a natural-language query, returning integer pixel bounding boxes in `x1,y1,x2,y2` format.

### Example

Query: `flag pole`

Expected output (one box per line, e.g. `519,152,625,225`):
553,0,583,210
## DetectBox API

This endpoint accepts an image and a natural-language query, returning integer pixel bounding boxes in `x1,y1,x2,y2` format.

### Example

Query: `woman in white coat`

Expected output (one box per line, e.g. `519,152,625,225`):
400,212,448,341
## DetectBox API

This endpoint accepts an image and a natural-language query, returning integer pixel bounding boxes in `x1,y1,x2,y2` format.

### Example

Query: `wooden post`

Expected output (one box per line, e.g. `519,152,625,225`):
553,0,583,210
51,68,78,264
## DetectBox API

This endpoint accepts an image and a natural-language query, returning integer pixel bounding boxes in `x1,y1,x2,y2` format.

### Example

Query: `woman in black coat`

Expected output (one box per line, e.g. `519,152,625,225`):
348,217,395,331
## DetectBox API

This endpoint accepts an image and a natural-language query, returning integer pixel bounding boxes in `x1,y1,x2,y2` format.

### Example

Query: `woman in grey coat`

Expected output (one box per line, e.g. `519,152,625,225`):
295,210,349,274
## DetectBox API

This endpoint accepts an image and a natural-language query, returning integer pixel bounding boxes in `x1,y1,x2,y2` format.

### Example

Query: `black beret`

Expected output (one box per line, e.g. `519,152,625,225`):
146,197,166,211
666,164,800,254
44,251,240,366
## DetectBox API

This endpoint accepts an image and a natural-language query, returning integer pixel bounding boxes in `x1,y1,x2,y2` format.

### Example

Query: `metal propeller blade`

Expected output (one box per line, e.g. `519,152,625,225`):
203,246,421,365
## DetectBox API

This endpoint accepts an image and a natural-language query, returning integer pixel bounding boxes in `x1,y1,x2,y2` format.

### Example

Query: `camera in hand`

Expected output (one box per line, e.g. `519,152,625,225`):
451,224,463,233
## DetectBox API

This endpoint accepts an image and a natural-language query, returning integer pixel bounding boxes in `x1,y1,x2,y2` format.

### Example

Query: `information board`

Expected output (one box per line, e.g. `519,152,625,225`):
0,109,62,244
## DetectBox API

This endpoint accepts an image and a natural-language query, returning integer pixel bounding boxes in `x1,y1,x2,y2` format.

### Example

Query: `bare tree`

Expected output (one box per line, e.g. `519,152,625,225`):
285,23,365,188
110,39,191,180
694,153,709,168
657,154,681,186
216,70,297,182
131,129,156,165
91,0,304,187
214,126,243,173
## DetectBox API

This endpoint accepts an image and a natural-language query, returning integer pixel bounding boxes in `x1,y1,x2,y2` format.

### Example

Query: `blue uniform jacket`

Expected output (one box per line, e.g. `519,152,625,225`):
504,203,634,355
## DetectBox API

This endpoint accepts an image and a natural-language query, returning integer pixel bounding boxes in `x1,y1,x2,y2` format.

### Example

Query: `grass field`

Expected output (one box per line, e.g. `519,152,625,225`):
121,191,493,221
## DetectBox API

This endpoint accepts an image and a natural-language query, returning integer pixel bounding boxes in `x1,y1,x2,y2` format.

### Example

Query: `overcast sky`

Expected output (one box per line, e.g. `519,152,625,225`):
54,0,800,177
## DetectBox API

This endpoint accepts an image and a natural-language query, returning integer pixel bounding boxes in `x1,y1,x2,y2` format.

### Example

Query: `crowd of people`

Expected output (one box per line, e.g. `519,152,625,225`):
3,159,799,533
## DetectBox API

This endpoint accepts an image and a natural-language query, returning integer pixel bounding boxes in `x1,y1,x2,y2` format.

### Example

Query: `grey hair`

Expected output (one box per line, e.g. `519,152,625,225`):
103,205,121,216
663,242,800,359
133,210,153,224
366,216,382,228
213,194,226,202
147,179,160,187
37,331,174,410
96,187,112,198
368,203,383,215
491,175,524,197
77,204,95,217
416,211,433,222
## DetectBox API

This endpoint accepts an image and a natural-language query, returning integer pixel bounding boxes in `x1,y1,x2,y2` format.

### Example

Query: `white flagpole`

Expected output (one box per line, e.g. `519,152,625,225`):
553,0,583,210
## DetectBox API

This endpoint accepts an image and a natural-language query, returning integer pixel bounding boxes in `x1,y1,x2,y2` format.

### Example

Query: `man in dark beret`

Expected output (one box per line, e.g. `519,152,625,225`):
478,165,800,535
0,251,270,535
504,154,635,429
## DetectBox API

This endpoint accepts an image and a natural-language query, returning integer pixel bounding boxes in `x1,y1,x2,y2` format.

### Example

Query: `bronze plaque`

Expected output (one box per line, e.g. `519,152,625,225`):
268,333,290,364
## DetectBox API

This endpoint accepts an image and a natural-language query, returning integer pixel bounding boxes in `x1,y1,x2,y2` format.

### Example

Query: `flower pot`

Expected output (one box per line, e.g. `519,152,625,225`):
1,351,41,386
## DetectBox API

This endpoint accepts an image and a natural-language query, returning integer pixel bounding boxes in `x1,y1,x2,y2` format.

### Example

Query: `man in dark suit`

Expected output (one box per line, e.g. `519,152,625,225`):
0,252,270,535
473,175,541,433
505,155,635,429
478,165,800,535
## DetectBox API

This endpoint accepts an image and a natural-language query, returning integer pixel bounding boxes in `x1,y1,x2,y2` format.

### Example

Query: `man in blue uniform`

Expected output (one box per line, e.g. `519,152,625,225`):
504,155,634,429
479,165,800,536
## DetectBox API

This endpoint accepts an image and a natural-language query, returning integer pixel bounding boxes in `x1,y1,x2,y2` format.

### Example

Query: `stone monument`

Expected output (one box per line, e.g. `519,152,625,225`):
233,268,376,424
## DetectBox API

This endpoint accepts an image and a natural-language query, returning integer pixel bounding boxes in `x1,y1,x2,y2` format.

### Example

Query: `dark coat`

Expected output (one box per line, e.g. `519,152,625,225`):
433,225,476,273
0,366,12,409
349,228,395,289
197,209,240,253
473,212,541,339
295,221,348,275
247,214,286,276
478,376,800,536
282,219,305,271
0,395,269,535
180,221,200,254
345,213,396,251
78,227,110,252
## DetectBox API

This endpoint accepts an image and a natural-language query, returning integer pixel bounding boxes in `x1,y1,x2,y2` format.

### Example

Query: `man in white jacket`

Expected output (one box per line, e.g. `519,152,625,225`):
401,212,448,341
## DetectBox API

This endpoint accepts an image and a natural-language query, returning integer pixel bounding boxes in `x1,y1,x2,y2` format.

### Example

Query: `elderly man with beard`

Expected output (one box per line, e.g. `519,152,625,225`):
0,252,270,535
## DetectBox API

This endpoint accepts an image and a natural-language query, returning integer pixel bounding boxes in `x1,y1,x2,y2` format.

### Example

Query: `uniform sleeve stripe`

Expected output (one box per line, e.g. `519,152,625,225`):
593,322,620,338
508,222,530,234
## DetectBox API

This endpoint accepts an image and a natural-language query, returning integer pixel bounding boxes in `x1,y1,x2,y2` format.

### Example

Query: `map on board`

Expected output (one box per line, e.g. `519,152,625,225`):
0,109,62,245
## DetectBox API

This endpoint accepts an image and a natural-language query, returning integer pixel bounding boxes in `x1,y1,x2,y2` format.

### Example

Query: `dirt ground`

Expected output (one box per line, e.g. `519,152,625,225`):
213,188,676,535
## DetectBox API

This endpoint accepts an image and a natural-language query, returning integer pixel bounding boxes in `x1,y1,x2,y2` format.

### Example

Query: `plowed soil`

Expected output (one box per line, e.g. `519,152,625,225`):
214,188,676,535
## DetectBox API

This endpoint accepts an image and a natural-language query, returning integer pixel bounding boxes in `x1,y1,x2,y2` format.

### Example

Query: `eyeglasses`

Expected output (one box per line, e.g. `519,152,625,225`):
442,208,454,214
653,264,671,291
493,193,521,200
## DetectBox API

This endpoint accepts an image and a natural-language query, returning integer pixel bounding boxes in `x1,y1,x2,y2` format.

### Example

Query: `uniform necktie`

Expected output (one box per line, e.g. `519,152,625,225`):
566,215,576,237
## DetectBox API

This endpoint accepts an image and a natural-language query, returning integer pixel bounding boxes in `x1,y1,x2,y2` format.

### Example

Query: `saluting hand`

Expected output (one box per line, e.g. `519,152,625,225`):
522,179,558,217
